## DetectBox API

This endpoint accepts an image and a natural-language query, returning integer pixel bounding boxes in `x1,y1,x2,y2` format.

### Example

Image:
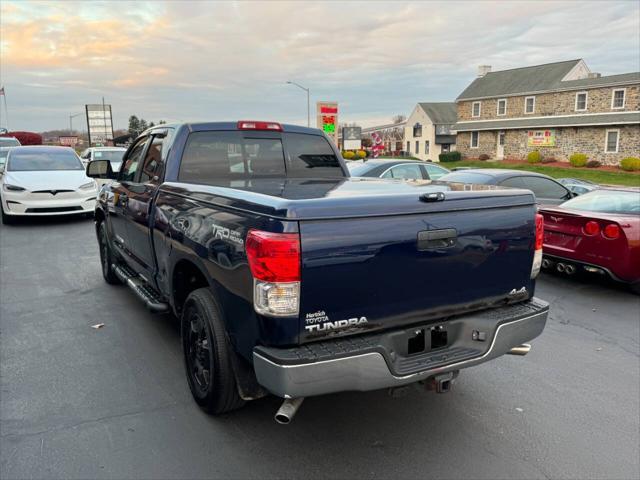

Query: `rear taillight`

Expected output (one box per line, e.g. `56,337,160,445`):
531,213,544,279
583,220,600,236
603,223,620,240
246,230,300,316
237,120,283,131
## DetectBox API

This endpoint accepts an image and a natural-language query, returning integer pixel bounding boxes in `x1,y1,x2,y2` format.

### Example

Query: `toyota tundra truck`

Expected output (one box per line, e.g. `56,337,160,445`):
86,121,549,424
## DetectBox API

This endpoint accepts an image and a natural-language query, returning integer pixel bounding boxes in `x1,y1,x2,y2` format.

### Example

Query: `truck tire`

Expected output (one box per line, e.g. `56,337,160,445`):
181,287,245,414
97,222,121,284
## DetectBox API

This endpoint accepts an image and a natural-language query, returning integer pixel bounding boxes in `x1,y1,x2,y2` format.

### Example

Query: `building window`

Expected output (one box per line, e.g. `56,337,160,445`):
470,131,479,148
497,99,507,116
605,129,619,153
425,141,430,154
611,89,626,109
575,92,588,111
406,141,410,153
525,96,535,114
413,123,422,137
472,102,481,117
415,141,419,153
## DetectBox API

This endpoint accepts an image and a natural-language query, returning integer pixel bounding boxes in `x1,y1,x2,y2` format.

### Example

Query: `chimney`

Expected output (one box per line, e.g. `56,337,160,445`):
588,72,601,79
478,65,492,77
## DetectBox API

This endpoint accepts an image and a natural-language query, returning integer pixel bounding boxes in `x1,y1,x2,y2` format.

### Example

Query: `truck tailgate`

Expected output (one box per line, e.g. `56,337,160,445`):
299,198,536,343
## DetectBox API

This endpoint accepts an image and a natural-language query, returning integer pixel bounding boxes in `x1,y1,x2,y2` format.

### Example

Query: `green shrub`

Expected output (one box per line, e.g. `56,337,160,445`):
586,160,601,168
439,151,462,162
569,153,588,167
478,154,490,161
356,150,367,159
527,151,542,163
620,157,640,171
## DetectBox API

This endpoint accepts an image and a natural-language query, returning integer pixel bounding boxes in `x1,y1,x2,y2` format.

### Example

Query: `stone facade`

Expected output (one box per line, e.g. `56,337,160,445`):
458,85,640,121
456,125,640,165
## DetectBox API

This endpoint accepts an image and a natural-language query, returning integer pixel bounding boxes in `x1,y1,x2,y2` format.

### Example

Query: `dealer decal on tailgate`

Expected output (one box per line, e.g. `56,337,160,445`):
305,310,368,333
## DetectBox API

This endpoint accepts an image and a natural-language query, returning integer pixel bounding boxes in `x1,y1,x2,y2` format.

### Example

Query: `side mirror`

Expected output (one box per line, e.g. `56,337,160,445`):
86,159,116,179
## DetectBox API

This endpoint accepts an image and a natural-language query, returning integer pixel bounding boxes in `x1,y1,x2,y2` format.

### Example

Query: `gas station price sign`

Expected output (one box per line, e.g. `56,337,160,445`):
316,101,339,145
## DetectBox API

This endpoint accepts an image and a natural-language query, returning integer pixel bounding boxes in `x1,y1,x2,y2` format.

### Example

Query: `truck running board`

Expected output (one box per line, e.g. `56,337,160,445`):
112,263,169,313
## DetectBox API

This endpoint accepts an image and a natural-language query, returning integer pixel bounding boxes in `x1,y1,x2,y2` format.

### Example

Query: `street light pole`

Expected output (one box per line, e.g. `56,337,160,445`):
69,112,84,136
286,81,310,127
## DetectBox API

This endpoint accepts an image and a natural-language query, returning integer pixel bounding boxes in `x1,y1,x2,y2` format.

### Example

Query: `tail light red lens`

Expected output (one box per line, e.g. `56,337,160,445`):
602,223,620,239
245,230,300,282
583,221,600,236
535,213,544,250
237,121,282,131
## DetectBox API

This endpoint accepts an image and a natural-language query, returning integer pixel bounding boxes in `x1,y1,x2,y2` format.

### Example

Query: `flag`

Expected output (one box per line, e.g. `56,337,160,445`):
0,87,4,96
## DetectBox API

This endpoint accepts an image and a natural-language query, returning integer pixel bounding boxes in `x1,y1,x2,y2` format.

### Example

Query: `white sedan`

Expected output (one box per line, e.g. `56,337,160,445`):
0,146,98,224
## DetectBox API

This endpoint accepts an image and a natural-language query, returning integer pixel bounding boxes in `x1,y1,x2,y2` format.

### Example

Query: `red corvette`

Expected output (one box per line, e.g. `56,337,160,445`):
539,188,640,291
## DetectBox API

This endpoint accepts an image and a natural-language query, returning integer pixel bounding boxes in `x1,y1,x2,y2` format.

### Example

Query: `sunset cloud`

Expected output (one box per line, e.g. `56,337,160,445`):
0,0,638,131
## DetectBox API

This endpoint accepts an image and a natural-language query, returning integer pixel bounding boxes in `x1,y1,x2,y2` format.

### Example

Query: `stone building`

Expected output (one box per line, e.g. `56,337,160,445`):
403,103,457,161
452,59,640,165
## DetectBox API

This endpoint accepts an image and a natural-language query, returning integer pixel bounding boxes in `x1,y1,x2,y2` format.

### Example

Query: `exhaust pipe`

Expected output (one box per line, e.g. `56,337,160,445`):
556,263,566,273
565,264,576,275
507,343,531,356
541,258,552,269
275,397,304,425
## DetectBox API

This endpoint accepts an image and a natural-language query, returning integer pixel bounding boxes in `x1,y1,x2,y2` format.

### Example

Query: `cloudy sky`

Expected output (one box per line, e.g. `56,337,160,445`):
1,0,639,132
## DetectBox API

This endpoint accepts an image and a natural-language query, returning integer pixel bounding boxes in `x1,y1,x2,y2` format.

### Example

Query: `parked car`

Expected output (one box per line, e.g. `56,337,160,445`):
0,146,98,224
0,136,21,170
557,177,599,196
80,147,127,172
347,159,450,180
439,169,573,206
539,188,640,291
86,121,548,424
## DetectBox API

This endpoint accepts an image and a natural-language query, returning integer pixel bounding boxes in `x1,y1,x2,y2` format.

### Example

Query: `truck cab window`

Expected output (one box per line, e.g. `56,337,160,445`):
139,137,165,183
120,139,148,182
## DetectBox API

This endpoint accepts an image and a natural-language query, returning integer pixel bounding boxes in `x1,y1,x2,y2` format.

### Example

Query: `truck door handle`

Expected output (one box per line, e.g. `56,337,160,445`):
417,229,457,250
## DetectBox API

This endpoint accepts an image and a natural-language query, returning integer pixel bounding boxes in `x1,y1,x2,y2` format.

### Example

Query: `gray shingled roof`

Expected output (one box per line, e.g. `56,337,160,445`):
418,102,457,124
559,72,640,89
453,112,640,131
457,60,640,101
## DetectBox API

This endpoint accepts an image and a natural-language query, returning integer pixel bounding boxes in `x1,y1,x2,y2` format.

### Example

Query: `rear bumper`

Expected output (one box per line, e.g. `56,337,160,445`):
542,253,635,283
253,297,549,398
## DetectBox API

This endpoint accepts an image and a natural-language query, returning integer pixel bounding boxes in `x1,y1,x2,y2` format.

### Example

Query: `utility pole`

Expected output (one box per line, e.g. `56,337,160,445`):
69,112,84,135
286,81,310,127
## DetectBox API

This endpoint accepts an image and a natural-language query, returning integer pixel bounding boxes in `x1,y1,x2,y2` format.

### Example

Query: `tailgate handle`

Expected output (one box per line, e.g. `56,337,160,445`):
420,192,445,202
418,229,457,250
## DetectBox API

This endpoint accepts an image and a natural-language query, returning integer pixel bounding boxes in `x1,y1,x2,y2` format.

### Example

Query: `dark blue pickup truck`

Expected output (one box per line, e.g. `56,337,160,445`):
86,121,549,424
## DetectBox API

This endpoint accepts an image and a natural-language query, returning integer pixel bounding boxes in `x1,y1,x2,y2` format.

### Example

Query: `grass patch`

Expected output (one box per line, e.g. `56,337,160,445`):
440,160,640,187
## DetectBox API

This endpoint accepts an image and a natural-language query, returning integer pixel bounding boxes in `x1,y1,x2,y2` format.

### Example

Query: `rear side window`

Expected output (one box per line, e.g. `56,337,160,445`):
284,133,343,178
179,131,285,184
519,177,569,199
179,131,344,184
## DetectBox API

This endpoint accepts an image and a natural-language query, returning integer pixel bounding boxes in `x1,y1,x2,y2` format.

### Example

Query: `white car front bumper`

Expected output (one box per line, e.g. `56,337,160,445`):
1,189,97,216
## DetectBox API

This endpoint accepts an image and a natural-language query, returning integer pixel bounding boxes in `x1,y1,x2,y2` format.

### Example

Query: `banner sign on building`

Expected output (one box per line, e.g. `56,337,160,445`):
527,129,556,147
317,101,338,146
342,126,362,150
59,136,79,147
85,104,114,146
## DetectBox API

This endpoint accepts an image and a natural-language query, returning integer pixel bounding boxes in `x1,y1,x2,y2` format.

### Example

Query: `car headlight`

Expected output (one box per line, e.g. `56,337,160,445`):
3,184,26,192
79,181,98,191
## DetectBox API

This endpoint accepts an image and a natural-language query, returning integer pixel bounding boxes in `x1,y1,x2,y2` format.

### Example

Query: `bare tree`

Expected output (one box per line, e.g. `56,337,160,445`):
392,114,406,124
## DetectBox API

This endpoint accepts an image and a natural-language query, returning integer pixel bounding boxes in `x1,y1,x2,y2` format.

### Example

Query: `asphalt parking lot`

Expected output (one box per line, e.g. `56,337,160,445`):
1,216,639,480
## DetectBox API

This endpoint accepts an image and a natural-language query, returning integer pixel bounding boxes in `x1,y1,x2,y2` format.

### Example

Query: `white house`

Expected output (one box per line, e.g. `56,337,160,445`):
403,103,457,161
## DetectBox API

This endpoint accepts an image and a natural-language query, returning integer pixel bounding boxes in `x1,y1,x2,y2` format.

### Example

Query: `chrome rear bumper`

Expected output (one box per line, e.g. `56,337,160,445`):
253,298,549,398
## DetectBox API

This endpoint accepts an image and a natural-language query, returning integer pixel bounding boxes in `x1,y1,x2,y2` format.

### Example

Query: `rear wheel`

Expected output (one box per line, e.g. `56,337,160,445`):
181,287,245,414
98,222,120,284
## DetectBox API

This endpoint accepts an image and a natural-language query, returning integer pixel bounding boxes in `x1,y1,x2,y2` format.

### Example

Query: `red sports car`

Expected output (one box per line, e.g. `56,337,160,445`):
539,188,640,291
